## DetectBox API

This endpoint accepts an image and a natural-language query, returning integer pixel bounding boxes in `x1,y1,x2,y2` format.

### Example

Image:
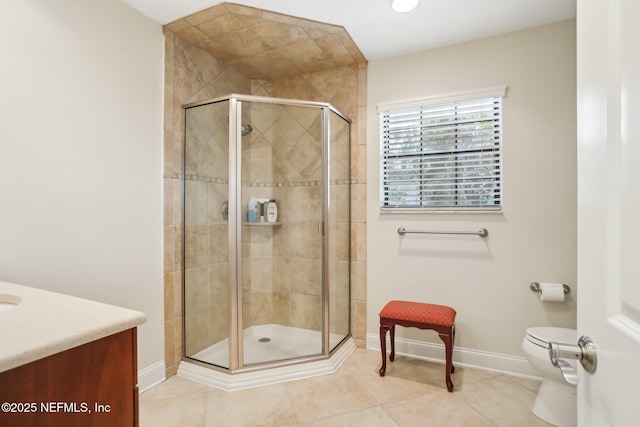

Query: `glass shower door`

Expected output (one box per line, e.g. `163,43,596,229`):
183,100,231,369
240,99,324,366
328,110,351,351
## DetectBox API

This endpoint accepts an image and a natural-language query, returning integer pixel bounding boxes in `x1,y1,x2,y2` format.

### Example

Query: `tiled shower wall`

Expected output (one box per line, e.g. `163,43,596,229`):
163,29,367,377
240,103,326,336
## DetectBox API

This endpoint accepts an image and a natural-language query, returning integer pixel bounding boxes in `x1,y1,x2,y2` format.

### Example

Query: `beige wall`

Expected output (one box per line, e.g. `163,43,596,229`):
366,20,577,360
0,0,165,374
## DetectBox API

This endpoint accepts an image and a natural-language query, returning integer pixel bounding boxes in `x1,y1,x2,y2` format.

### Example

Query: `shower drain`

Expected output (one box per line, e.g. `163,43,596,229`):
258,337,271,343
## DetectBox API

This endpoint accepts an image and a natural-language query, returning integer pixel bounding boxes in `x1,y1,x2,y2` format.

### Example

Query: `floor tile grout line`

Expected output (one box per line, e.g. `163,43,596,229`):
139,348,544,426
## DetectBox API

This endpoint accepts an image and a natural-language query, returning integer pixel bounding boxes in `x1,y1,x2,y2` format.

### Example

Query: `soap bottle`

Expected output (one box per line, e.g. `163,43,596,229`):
247,198,258,223
266,199,278,223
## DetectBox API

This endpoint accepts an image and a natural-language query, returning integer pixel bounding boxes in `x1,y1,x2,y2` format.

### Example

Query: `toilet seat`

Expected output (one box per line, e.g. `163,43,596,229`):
526,327,576,349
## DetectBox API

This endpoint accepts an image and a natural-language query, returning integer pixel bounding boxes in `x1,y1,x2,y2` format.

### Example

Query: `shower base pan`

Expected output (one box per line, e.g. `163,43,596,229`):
178,324,356,391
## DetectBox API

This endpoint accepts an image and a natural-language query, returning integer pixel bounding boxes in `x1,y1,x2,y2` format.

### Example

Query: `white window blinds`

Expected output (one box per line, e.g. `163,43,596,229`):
379,88,504,212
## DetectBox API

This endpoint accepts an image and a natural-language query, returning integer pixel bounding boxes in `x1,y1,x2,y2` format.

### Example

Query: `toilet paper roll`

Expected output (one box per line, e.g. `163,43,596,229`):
539,282,565,302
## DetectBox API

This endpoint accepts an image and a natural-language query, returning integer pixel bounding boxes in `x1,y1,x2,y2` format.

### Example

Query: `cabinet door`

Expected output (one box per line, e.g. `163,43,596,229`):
0,328,138,427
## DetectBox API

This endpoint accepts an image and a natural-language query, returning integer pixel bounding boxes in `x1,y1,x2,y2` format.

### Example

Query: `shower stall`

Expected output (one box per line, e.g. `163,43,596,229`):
179,94,353,389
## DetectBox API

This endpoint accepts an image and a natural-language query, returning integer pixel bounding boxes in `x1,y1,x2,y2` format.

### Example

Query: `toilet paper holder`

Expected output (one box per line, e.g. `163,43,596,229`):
529,282,570,294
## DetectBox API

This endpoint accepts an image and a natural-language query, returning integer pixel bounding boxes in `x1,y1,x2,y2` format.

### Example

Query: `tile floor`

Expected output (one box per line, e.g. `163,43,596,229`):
140,348,553,427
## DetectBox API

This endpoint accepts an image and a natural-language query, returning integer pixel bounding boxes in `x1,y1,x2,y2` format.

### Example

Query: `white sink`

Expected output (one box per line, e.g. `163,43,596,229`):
0,294,22,313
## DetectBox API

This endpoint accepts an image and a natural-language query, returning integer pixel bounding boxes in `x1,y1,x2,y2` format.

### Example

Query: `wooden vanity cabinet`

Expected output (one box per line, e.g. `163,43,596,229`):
0,328,138,427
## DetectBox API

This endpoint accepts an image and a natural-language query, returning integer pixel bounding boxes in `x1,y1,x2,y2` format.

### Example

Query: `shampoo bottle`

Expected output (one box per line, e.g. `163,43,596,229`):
266,199,278,223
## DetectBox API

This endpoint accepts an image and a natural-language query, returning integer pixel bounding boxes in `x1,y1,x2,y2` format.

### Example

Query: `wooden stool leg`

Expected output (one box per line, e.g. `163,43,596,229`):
389,324,396,362
439,330,454,392
379,323,391,376
451,325,456,373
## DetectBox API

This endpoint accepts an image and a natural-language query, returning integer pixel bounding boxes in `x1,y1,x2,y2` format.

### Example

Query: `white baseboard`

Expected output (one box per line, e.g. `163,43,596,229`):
179,338,357,391
366,333,539,378
138,360,166,393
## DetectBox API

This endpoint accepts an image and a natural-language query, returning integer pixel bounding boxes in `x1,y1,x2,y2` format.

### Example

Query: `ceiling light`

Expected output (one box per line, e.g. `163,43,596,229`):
391,0,420,13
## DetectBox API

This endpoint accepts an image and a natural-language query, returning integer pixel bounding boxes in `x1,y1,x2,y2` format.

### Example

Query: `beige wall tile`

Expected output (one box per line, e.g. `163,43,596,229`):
172,179,183,226
164,273,175,319
243,257,274,291
357,66,367,107
164,20,191,34
243,290,290,327
351,222,366,262
185,225,207,268
163,226,175,274
163,178,174,226
329,260,350,299
185,266,209,312
356,300,367,340
330,185,350,223
289,186,321,222
185,308,209,355
185,180,208,225
254,20,309,48
184,5,227,26
208,262,229,306
330,223,350,261
209,300,230,344
290,293,322,330
173,315,183,364
272,224,290,257
351,261,366,301
351,183,366,224
243,227,275,258
208,224,229,264
164,318,176,368
286,133,322,179
197,14,244,39
290,223,322,259
176,26,210,46
272,256,291,293
329,296,350,337
350,300,358,342
290,258,322,296
163,129,175,177
208,182,228,223
173,270,183,319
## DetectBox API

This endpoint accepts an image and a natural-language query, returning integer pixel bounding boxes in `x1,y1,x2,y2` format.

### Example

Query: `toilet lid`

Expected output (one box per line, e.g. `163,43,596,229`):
527,327,577,346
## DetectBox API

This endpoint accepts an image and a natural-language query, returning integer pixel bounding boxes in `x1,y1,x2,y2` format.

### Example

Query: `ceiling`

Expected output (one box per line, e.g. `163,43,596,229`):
122,0,576,61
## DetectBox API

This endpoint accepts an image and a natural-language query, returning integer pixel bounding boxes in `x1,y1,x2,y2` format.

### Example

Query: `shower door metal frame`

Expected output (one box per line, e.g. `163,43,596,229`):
182,93,352,373
228,97,242,371
321,106,331,357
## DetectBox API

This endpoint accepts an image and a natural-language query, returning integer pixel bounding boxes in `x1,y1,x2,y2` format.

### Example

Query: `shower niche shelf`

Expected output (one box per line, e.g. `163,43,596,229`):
243,222,283,227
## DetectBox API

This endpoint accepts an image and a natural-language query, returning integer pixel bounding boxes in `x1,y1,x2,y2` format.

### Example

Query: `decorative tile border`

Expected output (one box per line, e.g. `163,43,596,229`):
179,175,353,187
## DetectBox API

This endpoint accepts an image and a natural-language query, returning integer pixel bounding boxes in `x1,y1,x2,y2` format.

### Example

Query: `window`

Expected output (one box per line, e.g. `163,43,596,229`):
379,86,505,212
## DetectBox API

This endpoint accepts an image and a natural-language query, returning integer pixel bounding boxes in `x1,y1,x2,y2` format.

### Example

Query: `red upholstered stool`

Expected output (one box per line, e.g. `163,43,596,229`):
379,300,457,392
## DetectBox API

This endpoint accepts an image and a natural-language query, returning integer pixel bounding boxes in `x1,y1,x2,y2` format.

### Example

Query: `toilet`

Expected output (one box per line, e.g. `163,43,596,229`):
522,327,577,427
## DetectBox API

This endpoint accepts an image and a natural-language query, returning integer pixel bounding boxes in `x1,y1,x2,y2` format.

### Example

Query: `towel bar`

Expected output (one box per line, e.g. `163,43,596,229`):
397,227,488,237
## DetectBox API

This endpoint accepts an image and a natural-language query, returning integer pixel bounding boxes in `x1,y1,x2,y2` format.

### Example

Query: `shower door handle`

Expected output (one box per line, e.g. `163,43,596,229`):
221,201,229,221
548,335,597,385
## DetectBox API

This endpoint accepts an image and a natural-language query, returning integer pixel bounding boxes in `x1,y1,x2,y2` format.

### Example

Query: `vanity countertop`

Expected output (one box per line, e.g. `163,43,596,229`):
0,280,146,373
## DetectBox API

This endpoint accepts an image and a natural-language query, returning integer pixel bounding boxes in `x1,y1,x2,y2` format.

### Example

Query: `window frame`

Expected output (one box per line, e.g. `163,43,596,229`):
378,86,506,213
